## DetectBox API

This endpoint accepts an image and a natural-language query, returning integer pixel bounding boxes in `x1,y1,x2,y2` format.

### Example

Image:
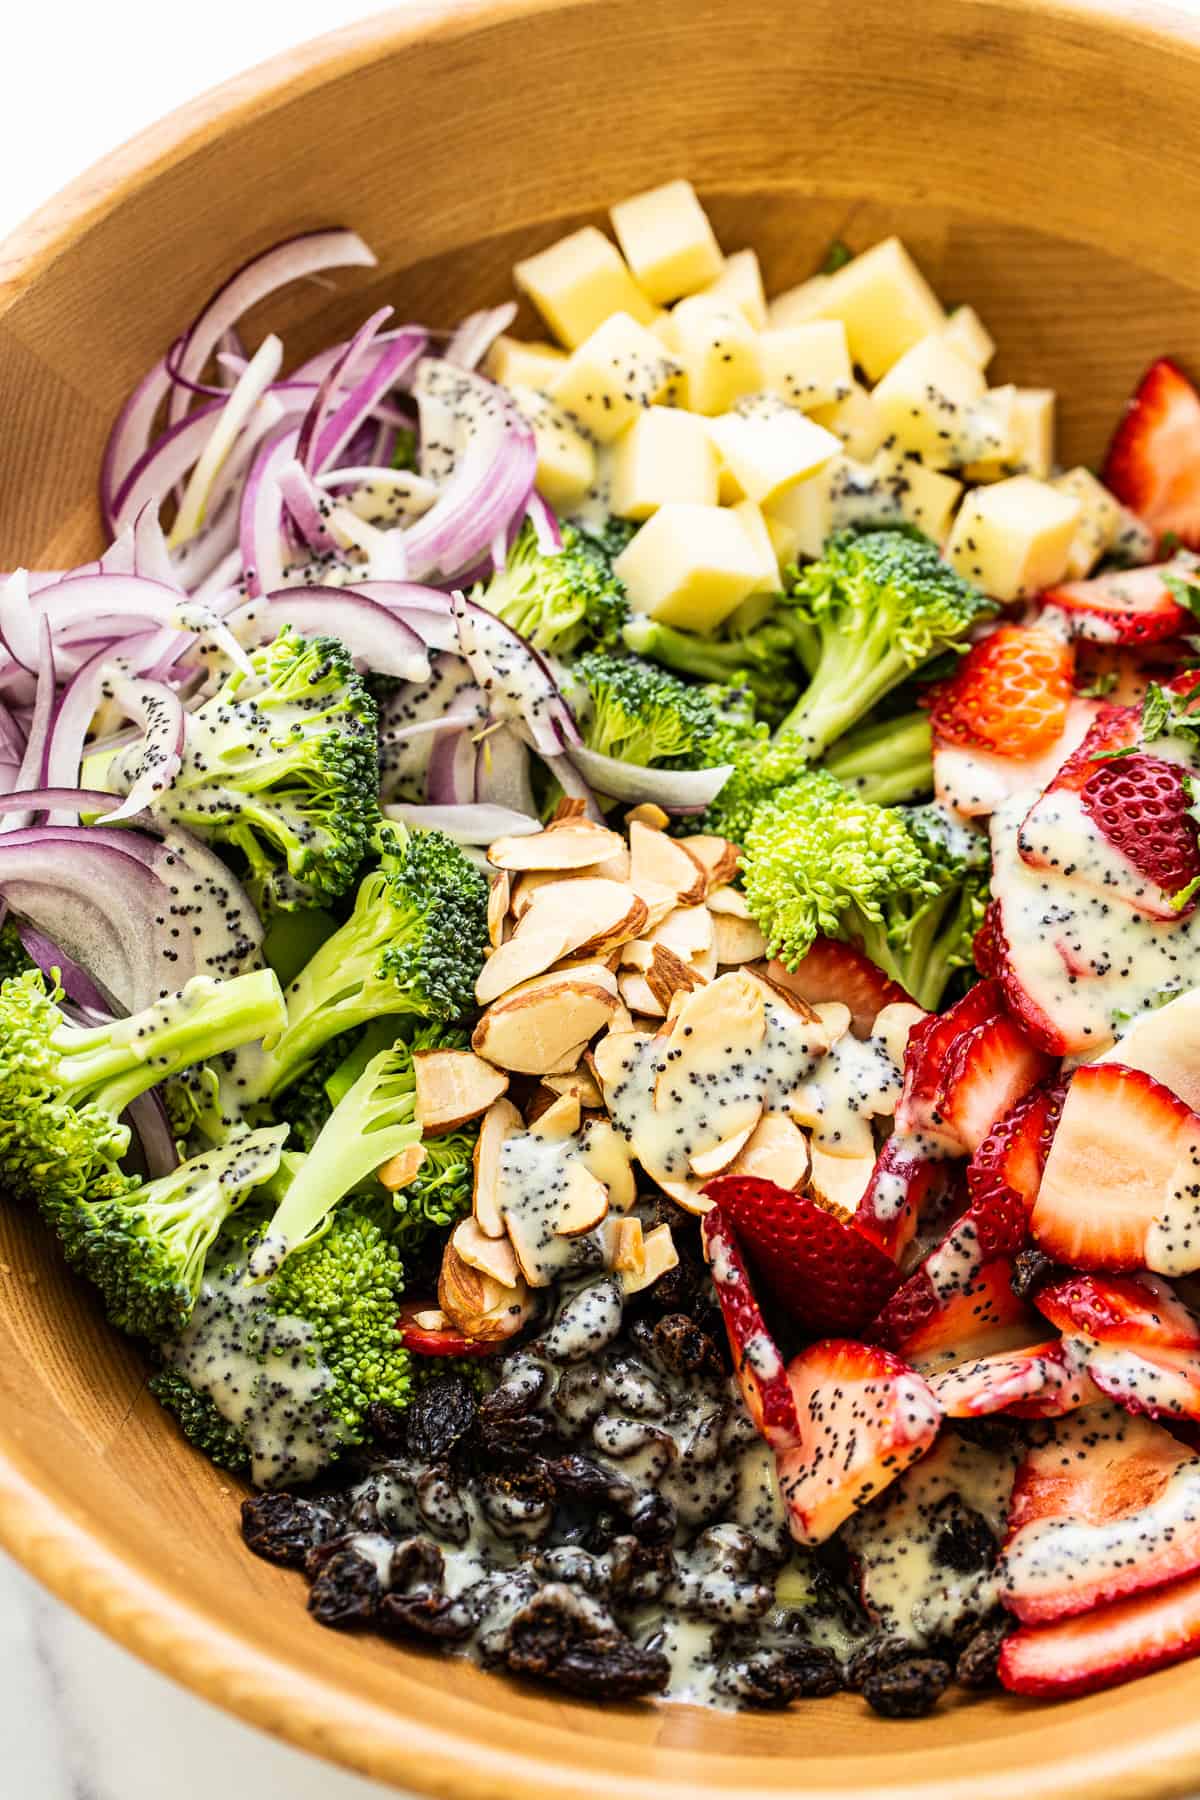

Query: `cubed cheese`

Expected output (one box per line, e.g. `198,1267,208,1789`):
701,249,768,329
508,384,596,510
731,499,784,592
816,237,946,380
514,227,656,348
759,320,854,412
873,450,962,543
707,397,840,505
610,179,724,304
1053,467,1124,579
767,456,904,560
609,406,719,518
764,508,802,570
939,306,995,370
670,296,763,415
766,274,831,329
484,334,568,393
1113,506,1157,566
964,388,1056,482
871,335,989,459
810,380,888,461
945,476,1082,601
553,312,682,443
613,502,763,631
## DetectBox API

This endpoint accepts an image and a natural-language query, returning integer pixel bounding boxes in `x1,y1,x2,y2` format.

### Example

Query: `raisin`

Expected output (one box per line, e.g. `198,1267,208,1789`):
1011,1247,1062,1300
378,1538,477,1644
362,1401,410,1451
547,1452,634,1510
629,1492,677,1545
717,1642,843,1707
844,1635,914,1692
955,1619,1013,1690
608,1534,676,1600
402,1374,478,1462
862,1656,952,1719
502,1585,670,1699
948,1414,1024,1451
307,1549,382,1629
651,1313,723,1378
240,1494,337,1569
477,1377,552,1457
931,1497,997,1573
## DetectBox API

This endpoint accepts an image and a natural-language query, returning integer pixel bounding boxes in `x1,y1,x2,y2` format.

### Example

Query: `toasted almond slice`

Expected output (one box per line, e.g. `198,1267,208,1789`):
612,1216,645,1274
712,912,766,966
706,883,752,920
518,876,648,965
689,1116,762,1179
814,1000,853,1045
654,1176,714,1215
488,870,512,948
726,1112,812,1190
621,1222,679,1294
808,1145,876,1220
377,1142,428,1192
414,1307,450,1331
553,1159,610,1236
627,802,670,831
509,867,563,919
534,1091,581,1140
872,1000,927,1065
745,963,828,1032
629,821,707,906
488,818,625,871
414,1049,509,1133
452,1216,521,1287
475,922,574,1004
550,796,589,824
543,1065,605,1110
579,1117,637,1213
619,970,667,1018
653,971,766,1113
652,904,715,967
590,841,632,882
472,963,619,1076
439,1243,533,1341
646,943,703,1011
474,1096,522,1238
632,878,681,932
621,939,654,972
685,834,742,893
591,1025,648,1091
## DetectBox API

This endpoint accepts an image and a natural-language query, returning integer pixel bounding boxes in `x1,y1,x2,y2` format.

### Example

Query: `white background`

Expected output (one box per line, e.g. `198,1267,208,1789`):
5,2,1200,1797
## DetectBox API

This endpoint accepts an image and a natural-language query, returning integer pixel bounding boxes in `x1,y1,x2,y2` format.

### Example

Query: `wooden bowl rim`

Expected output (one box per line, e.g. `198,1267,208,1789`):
6,1,1200,1793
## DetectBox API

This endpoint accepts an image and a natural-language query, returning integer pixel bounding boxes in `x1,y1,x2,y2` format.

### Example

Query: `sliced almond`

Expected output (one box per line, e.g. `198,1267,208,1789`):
872,1000,927,1066
475,922,574,1004
414,1307,450,1331
654,1175,714,1215
488,818,623,871
543,1065,605,1110
591,1025,648,1092
523,876,648,964
808,1145,876,1220
686,834,742,893
509,867,562,920
814,1001,853,1045
621,939,654,972
553,1159,610,1236
706,883,752,920
633,878,682,932
472,962,619,1076
452,1216,521,1287
414,1049,509,1133
377,1142,428,1192
745,963,828,1033
629,821,707,907
653,971,765,1114
579,1117,637,1213
712,912,766,966
438,1243,533,1342
621,1222,679,1294
626,802,670,831
533,1091,581,1140
689,1115,762,1179
645,943,703,1011
611,1215,645,1274
487,870,511,947
590,841,632,882
619,969,667,1018
651,904,715,968
726,1112,812,1191
550,796,589,824
473,1096,522,1238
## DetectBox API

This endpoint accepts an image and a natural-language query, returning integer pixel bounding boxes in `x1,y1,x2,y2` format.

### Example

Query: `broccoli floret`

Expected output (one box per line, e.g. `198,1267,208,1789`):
392,1126,476,1253
43,1125,287,1341
776,528,993,757
823,711,934,806
686,735,812,845
103,628,379,915
148,1367,251,1475
0,967,285,1212
473,518,628,656
571,651,760,769
573,513,639,560
623,608,806,722
0,917,32,982
236,824,488,1106
884,802,991,1009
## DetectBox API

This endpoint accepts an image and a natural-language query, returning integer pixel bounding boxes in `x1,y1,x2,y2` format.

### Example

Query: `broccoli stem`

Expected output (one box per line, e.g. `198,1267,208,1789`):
854,887,972,1013
823,712,934,806
776,616,915,758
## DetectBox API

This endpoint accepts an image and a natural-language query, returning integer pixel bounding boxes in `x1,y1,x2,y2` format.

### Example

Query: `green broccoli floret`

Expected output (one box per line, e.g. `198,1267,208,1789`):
148,1368,252,1475
885,802,991,1009
823,711,934,806
102,628,379,915
776,528,993,756
43,1125,287,1341
235,824,488,1107
0,967,285,1212
571,651,760,770
474,518,628,656
0,918,32,982
392,1126,476,1253
622,607,806,722
686,735,812,845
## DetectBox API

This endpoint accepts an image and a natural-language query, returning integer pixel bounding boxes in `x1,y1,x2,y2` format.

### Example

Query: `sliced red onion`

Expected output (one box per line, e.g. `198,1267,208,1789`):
402,362,537,582
229,587,429,680
2,621,55,833
240,420,300,597
296,306,393,471
312,329,426,475
318,466,438,518
426,727,479,805
125,1088,181,1178
564,744,734,814
474,724,536,816
451,588,580,755
100,358,172,535
542,752,605,824
443,303,517,373
111,397,227,531
0,570,38,671
278,458,341,554
353,582,457,651
382,801,539,843
0,789,122,817
526,491,563,554
17,920,114,1015
94,676,185,824
0,698,23,783
170,334,285,548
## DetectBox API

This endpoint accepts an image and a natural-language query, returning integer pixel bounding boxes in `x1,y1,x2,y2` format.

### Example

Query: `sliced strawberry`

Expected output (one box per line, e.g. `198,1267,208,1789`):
926,624,1075,759
874,1257,1041,1374
1043,561,1195,644
1103,358,1200,552
774,1338,941,1545
896,978,1054,1155
706,1175,902,1336
973,899,1004,979
933,696,1100,821
965,1083,1065,1260
854,1136,956,1262
1074,638,1196,707
1096,989,1200,1114
1000,1568,1200,1698
397,1302,493,1358
998,1405,1200,1622
1036,1271,1200,1352
701,1208,803,1451
897,980,1008,1141
1081,753,1200,914
763,940,913,1039
1048,701,1143,791
931,1337,1097,1419
1031,1063,1200,1272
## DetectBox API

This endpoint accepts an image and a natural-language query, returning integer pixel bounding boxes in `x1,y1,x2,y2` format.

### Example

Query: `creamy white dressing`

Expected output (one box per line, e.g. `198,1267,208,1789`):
1146,1134,1200,1275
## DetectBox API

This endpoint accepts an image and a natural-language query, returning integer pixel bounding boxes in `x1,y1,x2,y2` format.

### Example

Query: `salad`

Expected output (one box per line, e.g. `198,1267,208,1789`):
5,175,1200,1717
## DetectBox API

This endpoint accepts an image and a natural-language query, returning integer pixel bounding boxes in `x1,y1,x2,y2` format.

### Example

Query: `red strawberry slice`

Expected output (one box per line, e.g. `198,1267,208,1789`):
930,1337,1096,1419
1000,1568,1200,1698
397,1301,493,1358
774,1338,941,1545
701,1208,803,1451
1049,701,1144,791
1095,989,1200,1114
873,1256,1041,1374
1074,638,1197,708
965,1083,1065,1259
1037,1272,1200,1425
705,1175,902,1335
973,900,1004,979
762,940,913,1039
1081,753,1200,915
1031,1063,1200,1273
853,1136,956,1262
1043,561,1195,644
926,624,1075,759
896,978,1054,1155
997,1405,1200,1623
933,696,1100,821
1103,358,1200,552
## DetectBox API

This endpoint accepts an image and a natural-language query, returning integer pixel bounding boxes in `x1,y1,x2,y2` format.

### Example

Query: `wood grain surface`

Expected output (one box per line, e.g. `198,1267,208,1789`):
3,1,1200,1794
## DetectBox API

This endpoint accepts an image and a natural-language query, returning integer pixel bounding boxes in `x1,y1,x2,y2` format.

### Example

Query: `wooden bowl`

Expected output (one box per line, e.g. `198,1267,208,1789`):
3,0,1200,1792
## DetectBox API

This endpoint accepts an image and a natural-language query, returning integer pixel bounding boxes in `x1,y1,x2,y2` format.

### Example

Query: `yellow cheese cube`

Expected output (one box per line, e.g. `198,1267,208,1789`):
1054,467,1124,579
484,334,567,393
701,249,768,329
759,321,854,412
731,499,784,592
946,476,1082,601
767,274,831,329
513,227,656,349
816,237,946,381
767,457,902,560
670,296,763,415
1113,506,1157,566
764,508,802,570
610,178,724,304
609,407,719,519
964,388,1056,482
613,502,763,631
940,306,995,370
873,451,963,543
508,384,596,511
871,335,988,458
552,312,682,444
708,399,840,506
810,381,887,461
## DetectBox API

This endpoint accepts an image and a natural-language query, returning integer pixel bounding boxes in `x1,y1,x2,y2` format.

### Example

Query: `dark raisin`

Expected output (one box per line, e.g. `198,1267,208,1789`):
955,1619,1013,1690
608,1534,676,1599
651,1313,723,1377
378,1538,477,1643
931,1497,998,1573
402,1374,478,1462
862,1656,952,1718
1011,1247,1062,1300
502,1586,670,1699
240,1494,337,1569
362,1400,410,1451
844,1635,915,1692
547,1452,635,1510
307,1549,382,1629
948,1414,1024,1451
629,1492,677,1545
717,1642,844,1707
